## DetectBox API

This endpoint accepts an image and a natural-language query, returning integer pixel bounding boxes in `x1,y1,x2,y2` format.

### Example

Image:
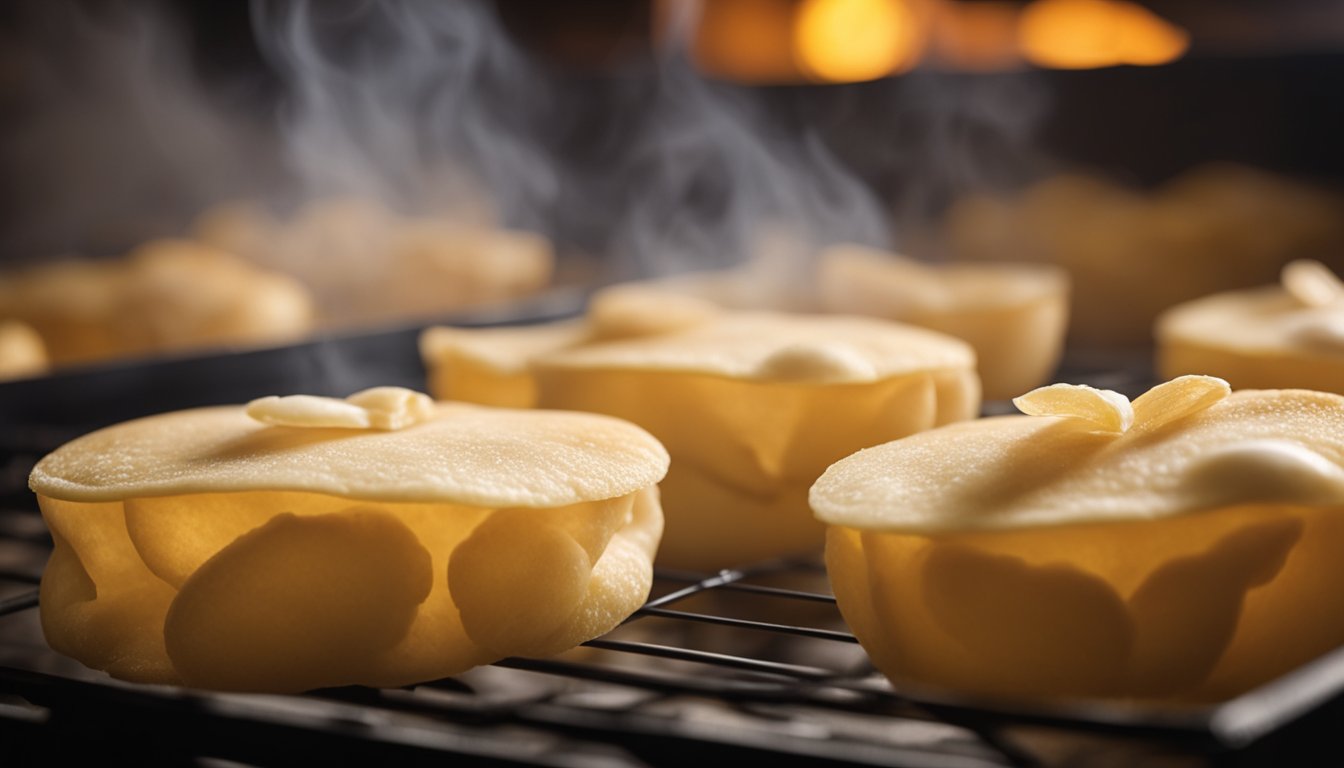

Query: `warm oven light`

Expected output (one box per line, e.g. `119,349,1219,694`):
1018,0,1189,69
794,0,922,82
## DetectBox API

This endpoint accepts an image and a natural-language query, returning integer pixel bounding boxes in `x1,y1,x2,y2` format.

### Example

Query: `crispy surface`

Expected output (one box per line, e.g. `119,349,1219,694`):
812,384,1344,532
31,401,669,508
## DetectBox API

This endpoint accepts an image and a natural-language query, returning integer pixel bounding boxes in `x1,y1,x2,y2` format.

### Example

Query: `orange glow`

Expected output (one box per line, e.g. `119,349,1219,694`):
794,0,921,82
688,0,799,83
1019,0,1188,69
931,1,1021,72
675,0,1186,83
1019,0,1123,69
1113,2,1190,66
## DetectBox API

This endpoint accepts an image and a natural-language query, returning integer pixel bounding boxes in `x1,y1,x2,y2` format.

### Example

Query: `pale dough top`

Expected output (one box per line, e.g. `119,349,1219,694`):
812,377,1344,532
32,399,669,508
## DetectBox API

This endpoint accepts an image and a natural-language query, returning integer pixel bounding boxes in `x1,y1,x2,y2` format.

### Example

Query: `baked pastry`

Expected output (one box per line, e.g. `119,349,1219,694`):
534,312,979,570
420,322,589,408
0,240,313,365
817,244,1069,399
484,248,1063,402
195,198,552,326
1157,260,1344,395
30,387,668,693
0,320,48,381
812,375,1344,702
420,286,722,407
944,165,1344,347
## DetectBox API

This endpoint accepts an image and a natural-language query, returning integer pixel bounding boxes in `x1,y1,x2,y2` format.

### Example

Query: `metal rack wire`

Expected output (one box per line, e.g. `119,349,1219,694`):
3,353,1344,766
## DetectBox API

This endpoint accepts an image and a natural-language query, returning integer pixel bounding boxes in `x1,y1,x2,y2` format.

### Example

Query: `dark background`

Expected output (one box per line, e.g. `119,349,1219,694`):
1,0,1341,266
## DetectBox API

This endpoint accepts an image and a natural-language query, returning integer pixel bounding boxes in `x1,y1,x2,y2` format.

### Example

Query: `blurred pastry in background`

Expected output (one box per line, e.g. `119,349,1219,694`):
817,245,1069,400
194,198,553,327
0,195,554,376
0,240,314,366
1157,260,1344,395
567,246,1066,400
420,287,721,407
0,320,48,381
945,163,1344,347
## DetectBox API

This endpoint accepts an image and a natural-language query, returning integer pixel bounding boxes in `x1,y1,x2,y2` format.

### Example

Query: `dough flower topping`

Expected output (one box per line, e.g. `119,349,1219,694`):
1283,259,1344,309
247,386,435,431
1011,375,1231,435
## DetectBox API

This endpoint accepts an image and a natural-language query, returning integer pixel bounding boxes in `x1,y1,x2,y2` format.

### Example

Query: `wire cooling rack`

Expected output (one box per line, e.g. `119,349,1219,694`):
4,351,1344,766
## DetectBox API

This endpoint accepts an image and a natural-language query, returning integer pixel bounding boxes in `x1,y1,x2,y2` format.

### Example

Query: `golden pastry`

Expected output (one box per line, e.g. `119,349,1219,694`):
195,198,553,326
1157,260,1344,395
944,165,1344,347
534,312,979,570
817,244,1069,399
420,322,589,408
474,248,1063,402
812,376,1344,702
420,285,722,407
0,320,48,381
0,240,313,365
30,387,668,693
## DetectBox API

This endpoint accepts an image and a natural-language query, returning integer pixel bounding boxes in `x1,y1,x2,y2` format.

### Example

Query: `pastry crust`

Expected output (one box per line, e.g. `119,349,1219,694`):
32,390,668,692
817,245,1069,400
813,377,1344,702
32,400,668,508
0,321,48,381
535,312,979,570
1157,261,1344,395
0,240,313,366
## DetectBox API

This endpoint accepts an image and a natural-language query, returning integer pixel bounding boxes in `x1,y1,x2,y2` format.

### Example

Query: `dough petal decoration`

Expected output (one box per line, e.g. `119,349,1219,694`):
1282,259,1344,308
246,387,434,431
1013,383,1134,433
1129,375,1230,434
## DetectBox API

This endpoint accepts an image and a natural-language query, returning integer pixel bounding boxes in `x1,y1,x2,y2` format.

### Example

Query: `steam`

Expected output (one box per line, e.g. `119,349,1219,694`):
252,0,558,228
604,1,892,281
250,0,893,277
872,69,1052,246
248,0,1039,280
0,2,275,262
1,0,1048,293
608,58,893,280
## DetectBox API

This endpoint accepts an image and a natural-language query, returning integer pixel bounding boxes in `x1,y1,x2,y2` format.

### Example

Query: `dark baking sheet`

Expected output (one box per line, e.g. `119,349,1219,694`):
0,288,585,435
